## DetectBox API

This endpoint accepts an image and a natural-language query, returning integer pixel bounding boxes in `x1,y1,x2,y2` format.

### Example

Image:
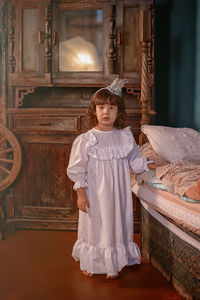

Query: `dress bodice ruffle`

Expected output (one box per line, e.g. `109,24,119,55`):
83,127,134,160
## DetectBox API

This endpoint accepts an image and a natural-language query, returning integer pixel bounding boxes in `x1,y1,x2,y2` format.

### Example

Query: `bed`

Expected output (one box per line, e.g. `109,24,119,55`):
132,125,200,299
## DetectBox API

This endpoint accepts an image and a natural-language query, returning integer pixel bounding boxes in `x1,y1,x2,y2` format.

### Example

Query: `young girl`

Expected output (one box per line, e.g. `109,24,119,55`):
67,78,152,279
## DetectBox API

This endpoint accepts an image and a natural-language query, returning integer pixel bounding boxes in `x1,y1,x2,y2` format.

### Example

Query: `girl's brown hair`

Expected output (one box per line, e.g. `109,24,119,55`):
88,88,127,129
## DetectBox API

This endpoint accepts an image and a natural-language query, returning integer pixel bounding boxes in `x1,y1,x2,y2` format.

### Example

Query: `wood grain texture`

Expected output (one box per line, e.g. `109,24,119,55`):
3,0,154,232
141,206,200,299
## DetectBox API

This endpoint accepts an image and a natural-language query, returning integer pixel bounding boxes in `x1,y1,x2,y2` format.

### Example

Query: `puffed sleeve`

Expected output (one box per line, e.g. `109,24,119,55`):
67,134,89,191
127,137,150,174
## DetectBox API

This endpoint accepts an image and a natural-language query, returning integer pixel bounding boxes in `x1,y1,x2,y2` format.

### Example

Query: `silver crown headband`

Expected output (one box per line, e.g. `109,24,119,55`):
95,78,127,97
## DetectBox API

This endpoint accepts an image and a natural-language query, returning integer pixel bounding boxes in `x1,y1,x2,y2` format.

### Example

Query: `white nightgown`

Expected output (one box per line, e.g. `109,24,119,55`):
67,127,149,276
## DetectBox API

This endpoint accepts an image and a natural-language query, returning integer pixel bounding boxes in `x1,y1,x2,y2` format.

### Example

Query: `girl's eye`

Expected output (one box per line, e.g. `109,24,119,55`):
110,106,115,110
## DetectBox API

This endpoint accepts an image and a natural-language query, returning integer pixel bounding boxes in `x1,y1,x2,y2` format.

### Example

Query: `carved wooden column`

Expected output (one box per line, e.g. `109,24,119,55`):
0,1,7,239
108,4,116,74
8,4,15,73
44,2,52,73
139,5,154,145
140,40,150,143
0,0,7,126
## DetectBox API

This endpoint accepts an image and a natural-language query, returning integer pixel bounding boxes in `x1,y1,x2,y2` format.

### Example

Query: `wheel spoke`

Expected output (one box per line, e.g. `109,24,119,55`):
0,158,14,164
0,137,6,144
0,164,11,174
0,147,14,155
0,124,21,191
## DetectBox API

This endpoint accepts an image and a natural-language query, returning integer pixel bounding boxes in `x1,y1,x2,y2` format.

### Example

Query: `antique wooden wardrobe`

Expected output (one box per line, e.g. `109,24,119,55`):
0,0,154,234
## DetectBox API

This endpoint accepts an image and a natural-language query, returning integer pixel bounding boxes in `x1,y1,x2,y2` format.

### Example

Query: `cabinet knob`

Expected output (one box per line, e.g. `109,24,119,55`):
38,31,43,44
53,32,57,45
117,31,121,46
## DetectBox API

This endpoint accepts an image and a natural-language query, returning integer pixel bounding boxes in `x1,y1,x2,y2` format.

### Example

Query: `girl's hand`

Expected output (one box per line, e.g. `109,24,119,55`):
77,187,90,213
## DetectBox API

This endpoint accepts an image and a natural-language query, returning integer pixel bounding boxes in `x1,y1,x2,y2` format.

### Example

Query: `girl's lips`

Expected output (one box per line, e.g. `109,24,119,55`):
103,117,109,121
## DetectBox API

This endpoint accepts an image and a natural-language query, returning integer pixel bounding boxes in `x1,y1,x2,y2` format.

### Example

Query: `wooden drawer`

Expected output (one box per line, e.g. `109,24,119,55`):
12,115,78,133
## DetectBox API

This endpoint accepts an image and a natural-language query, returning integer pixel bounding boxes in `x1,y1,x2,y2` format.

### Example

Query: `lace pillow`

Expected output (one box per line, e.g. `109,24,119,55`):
140,142,167,165
141,125,200,162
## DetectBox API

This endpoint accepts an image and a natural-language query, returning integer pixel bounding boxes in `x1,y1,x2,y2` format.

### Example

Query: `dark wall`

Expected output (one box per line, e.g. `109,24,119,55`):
154,0,200,130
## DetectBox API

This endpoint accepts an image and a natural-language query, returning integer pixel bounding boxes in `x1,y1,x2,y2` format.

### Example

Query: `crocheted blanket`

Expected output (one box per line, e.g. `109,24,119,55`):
156,161,200,196
135,143,200,198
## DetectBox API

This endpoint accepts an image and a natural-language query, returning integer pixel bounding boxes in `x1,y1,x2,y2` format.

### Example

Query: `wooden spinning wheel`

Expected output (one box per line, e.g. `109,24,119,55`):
0,124,22,192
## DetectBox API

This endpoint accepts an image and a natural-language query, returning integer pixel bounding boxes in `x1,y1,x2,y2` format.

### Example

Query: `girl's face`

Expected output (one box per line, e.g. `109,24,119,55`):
95,104,118,131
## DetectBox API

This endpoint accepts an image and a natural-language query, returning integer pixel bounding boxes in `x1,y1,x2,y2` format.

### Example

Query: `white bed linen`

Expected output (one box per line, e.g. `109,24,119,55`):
132,183,200,250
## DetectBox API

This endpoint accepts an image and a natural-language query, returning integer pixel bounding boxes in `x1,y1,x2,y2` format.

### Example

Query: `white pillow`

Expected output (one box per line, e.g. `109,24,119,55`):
141,125,200,162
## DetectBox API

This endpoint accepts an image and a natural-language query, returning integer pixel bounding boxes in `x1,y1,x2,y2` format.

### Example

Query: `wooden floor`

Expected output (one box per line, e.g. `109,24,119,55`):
0,230,183,300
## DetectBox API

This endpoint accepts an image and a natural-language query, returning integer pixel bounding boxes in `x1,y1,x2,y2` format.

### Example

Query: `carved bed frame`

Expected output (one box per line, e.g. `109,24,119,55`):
141,204,200,299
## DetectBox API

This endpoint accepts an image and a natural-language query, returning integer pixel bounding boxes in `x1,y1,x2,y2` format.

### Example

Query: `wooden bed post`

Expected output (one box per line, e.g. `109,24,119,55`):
0,1,7,240
139,2,154,146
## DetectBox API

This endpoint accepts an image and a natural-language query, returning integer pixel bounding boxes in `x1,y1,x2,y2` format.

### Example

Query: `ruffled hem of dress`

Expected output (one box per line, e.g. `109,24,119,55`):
72,239,141,275
84,127,134,160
